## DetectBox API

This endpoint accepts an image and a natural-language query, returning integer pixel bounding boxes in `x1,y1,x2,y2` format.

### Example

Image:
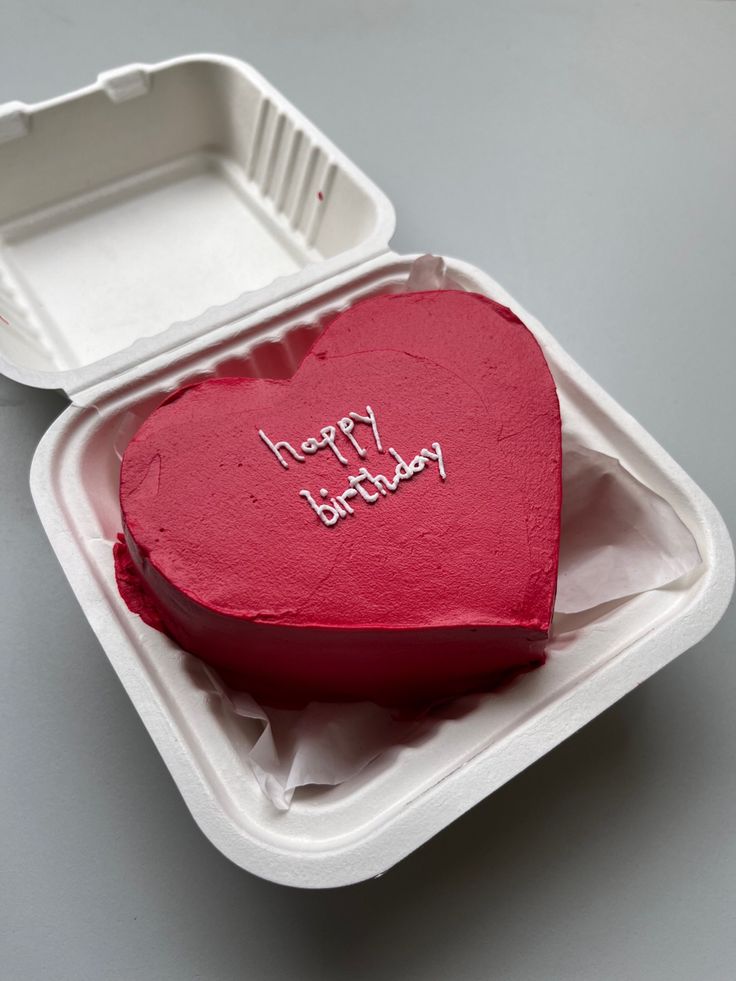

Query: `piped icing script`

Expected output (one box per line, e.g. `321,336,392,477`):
258,405,446,527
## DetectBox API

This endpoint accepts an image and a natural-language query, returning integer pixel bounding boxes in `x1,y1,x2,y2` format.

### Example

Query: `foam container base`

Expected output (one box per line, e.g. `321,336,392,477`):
3,54,731,887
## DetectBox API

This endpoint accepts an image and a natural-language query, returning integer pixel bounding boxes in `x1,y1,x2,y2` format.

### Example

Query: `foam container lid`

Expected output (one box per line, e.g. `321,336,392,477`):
0,54,395,398
2,55,733,887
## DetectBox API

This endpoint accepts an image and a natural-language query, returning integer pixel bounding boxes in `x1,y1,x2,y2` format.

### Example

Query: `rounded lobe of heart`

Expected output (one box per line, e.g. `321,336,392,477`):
118,290,561,706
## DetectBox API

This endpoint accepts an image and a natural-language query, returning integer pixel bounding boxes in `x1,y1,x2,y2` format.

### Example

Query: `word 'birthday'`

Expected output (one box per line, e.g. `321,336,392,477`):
257,405,447,528
300,445,446,527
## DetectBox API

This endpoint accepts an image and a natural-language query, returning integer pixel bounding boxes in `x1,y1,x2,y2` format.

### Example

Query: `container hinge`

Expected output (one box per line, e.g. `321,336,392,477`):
98,66,151,104
0,103,30,144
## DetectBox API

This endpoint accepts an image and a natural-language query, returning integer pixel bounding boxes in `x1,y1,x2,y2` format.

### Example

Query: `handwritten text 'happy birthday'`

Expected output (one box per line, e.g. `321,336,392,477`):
258,405,446,528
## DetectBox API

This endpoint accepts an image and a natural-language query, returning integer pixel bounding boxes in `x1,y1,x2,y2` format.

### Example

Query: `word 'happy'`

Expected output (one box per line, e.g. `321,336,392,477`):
258,405,446,528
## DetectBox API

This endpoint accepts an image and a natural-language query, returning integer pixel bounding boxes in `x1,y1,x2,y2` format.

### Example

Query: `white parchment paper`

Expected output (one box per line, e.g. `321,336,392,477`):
556,433,700,614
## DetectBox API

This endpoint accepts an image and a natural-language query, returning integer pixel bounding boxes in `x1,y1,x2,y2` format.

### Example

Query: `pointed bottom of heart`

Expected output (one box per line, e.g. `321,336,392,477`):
114,535,546,708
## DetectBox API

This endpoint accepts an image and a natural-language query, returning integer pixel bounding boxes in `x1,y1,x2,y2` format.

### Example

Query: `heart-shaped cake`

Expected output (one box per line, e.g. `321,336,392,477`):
117,290,562,706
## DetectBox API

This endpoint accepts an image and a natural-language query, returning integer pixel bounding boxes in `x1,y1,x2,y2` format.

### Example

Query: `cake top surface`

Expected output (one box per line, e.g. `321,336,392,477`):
120,290,561,631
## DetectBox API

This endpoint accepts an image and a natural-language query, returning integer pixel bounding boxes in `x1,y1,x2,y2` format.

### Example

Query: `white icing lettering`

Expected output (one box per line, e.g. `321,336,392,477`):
300,441,447,528
335,486,358,515
349,405,383,453
258,429,305,469
420,442,446,480
348,472,380,503
360,466,390,495
260,405,445,529
300,489,340,527
337,416,367,458
331,496,347,518
388,447,413,481
319,425,349,465
259,406,377,469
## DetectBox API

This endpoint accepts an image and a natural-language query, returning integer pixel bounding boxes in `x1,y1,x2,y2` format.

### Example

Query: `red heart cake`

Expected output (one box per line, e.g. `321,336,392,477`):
116,290,562,706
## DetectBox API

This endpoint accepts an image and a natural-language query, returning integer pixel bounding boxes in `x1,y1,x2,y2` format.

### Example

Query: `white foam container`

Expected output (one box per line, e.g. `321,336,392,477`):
2,55,732,888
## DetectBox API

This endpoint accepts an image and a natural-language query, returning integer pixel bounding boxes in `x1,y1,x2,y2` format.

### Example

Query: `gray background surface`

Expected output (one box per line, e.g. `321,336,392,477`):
1,3,734,979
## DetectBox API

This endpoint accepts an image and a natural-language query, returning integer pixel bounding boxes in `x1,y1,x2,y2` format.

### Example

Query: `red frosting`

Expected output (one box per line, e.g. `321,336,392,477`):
117,290,562,706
